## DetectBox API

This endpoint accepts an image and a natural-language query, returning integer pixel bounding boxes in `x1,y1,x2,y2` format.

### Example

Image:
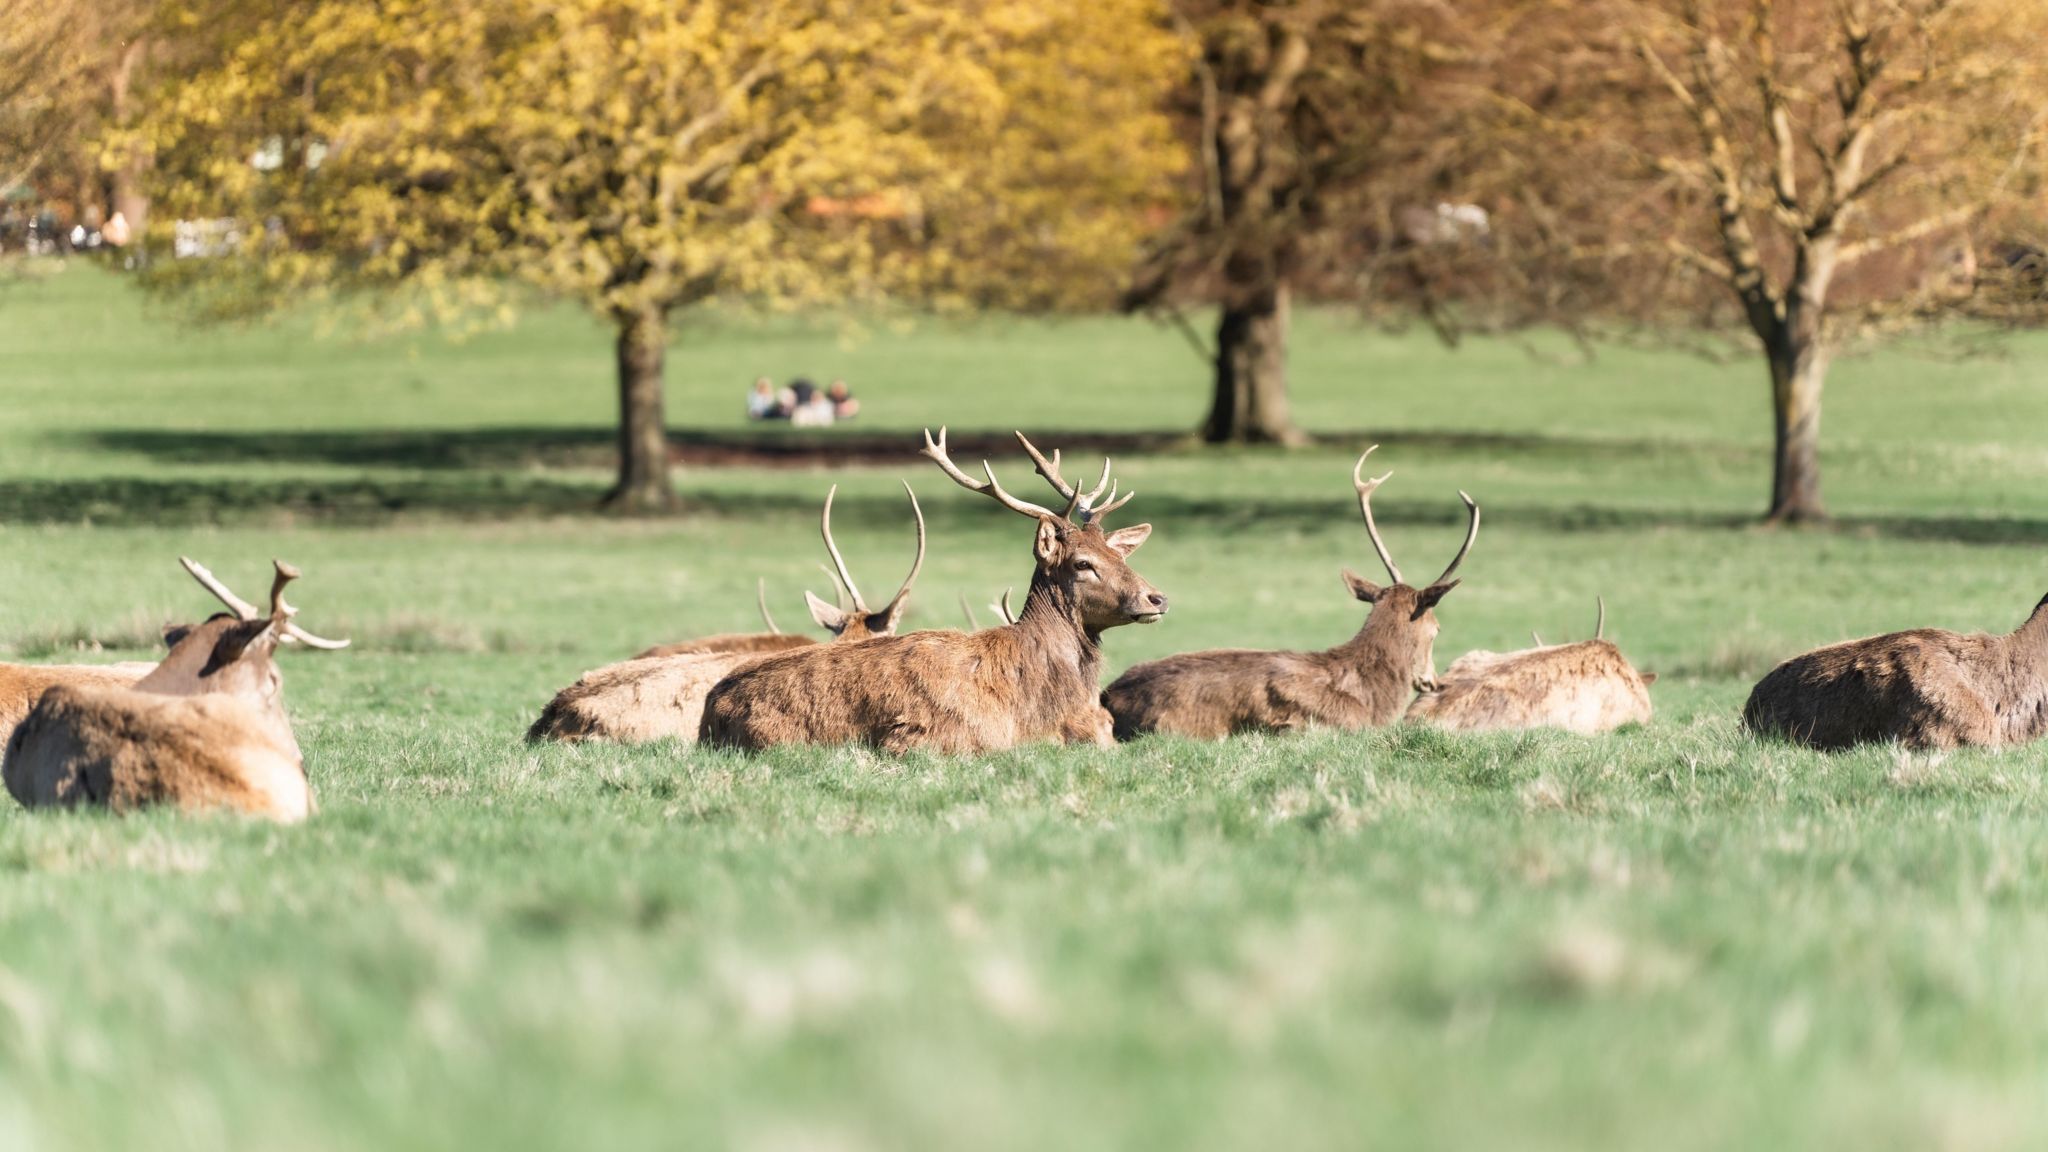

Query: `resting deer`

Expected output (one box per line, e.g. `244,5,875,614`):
5,558,348,822
1407,598,1656,735
1,662,156,748
1743,593,2048,750
701,430,1166,753
1104,447,1477,740
529,484,926,743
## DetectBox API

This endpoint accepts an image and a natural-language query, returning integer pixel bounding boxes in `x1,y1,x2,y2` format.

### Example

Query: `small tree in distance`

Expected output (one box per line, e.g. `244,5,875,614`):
1420,0,2048,523
145,0,1184,511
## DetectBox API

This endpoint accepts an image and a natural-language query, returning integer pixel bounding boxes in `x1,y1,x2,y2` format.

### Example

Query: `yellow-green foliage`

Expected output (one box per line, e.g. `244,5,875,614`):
144,0,1187,324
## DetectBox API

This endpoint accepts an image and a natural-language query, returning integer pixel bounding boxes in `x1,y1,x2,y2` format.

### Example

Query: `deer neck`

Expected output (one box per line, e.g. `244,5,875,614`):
1012,577,1104,686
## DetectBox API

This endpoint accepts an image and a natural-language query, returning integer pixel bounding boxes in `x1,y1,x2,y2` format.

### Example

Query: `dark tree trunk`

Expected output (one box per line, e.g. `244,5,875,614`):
1764,332,1827,524
1204,280,1306,445
109,40,149,244
604,307,677,513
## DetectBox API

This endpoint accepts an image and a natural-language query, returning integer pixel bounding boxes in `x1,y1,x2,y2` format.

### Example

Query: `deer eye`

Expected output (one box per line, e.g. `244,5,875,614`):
1074,559,1095,573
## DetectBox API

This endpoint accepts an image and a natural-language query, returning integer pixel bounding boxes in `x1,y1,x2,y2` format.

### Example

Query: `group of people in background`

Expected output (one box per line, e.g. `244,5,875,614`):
747,376,860,427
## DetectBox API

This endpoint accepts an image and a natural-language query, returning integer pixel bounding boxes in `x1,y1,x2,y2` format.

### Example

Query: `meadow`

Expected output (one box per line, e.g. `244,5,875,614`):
5,265,2048,1150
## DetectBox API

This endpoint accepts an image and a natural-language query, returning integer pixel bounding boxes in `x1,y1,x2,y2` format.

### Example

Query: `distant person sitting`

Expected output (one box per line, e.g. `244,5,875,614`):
827,379,860,421
788,378,836,427
746,376,786,421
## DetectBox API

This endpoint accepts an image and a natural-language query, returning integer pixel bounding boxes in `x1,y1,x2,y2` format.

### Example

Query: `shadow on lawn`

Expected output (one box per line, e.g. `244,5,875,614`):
77,423,1749,472
7,471,2048,547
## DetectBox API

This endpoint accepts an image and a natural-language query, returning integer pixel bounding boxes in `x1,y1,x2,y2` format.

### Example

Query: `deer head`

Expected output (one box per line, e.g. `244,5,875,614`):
923,429,1165,633
1337,447,1480,693
139,558,349,708
802,482,926,640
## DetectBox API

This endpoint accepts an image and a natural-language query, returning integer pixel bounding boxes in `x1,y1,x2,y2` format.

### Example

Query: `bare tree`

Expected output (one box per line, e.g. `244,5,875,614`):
1127,0,1467,446
1418,0,2048,522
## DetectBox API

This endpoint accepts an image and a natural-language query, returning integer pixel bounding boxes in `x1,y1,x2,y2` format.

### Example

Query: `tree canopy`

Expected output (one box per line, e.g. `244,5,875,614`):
145,0,1185,508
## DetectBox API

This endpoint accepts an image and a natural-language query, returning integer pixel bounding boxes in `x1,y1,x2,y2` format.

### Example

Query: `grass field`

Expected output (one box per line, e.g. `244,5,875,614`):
6,264,2048,1150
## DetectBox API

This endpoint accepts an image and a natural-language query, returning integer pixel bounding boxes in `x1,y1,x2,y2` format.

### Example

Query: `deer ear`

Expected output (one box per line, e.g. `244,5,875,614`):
867,594,910,638
200,617,278,676
806,591,852,636
162,622,195,649
1341,569,1382,603
1102,523,1152,557
1640,671,1659,686
1034,518,1063,565
1415,579,1461,612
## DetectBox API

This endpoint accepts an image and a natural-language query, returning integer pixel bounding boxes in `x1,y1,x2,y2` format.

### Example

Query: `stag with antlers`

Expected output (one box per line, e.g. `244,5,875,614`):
4,557,349,822
1408,598,1657,735
700,430,1166,753
1104,447,1477,739
530,484,926,744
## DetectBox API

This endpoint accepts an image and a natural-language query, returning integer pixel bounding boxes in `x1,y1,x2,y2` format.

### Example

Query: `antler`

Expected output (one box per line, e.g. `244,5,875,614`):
180,556,349,649
921,427,1061,520
757,578,782,634
882,481,926,613
1428,492,1481,589
1593,596,1606,642
997,587,1016,625
819,485,867,612
181,556,260,619
959,593,982,631
1351,447,1403,586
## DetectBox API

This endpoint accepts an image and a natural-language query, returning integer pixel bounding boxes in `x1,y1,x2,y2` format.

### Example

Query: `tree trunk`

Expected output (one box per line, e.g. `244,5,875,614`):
604,307,678,513
108,39,149,245
1204,280,1307,445
1764,334,1828,524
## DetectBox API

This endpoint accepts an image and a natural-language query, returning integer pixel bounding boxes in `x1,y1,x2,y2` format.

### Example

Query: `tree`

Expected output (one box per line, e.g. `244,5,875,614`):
1125,0,1465,446
145,0,1184,510
1418,0,2048,522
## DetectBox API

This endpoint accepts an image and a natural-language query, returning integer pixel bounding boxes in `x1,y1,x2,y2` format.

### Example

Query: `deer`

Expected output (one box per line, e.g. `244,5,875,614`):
1103,447,1477,740
528,483,926,743
1,662,156,748
5,558,349,822
700,429,1166,754
1406,598,1656,735
1743,592,2048,751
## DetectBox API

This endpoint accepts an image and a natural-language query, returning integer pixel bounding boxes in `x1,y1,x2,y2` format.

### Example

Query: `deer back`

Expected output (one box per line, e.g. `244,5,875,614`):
0,661,155,745
529,651,757,744
4,683,310,821
1743,622,2035,750
1408,639,1653,735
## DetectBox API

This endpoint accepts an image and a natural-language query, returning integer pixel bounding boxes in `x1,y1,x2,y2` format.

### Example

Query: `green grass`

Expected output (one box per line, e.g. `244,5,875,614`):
5,264,2048,1149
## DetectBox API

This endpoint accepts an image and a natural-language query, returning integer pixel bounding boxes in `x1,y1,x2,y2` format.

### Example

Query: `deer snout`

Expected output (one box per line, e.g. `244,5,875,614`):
1130,590,1168,623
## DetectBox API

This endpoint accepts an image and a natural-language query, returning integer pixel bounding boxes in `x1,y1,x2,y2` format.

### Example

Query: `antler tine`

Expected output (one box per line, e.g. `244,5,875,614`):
268,558,350,649
979,460,1060,520
268,560,301,620
921,427,1059,520
1593,596,1606,642
179,556,260,620
883,480,926,610
757,578,782,634
819,485,867,613
1429,491,1481,588
1014,432,1075,500
1532,631,1546,647
998,587,1016,625
959,593,982,631
815,563,851,609
1351,447,1403,586
1096,481,1138,518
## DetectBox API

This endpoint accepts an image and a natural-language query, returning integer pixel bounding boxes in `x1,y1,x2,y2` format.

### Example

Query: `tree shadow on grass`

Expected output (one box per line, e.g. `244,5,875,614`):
76,423,1749,473
9,473,2048,547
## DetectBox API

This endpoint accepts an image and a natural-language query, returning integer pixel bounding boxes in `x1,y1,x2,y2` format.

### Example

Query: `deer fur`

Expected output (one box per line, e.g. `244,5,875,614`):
1743,594,2048,750
529,484,925,744
1407,599,1656,734
701,430,1166,754
1105,448,1477,740
0,661,155,746
4,558,346,821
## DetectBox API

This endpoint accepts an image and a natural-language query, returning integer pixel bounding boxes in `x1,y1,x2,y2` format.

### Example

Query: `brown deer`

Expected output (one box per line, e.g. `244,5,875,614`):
1103,448,1477,740
700,430,1166,753
1,662,156,747
529,484,926,743
1743,593,2048,750
5,558,348,821
1407,599,1657,735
